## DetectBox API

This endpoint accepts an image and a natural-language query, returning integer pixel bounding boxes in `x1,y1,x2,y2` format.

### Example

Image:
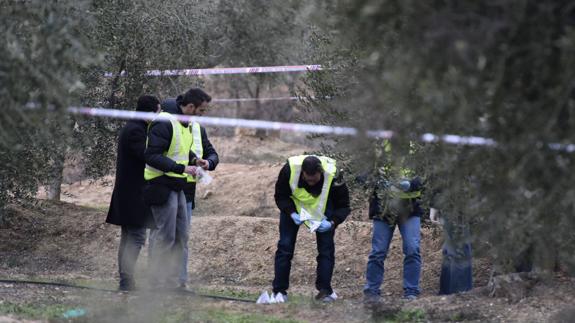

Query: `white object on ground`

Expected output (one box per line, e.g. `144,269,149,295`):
256,291,271,304
273,293,287,303
256,291,287,304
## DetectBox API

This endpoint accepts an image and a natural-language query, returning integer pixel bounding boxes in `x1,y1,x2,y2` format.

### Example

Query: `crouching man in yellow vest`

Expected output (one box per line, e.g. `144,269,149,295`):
143,89,210,289
272,155,350,303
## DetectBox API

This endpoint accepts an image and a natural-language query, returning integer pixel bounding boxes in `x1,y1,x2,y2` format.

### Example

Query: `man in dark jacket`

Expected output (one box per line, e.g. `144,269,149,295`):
161,93,219,288
106,95,160,291
272,155,350,303
144,88,212,289
363,140,424,303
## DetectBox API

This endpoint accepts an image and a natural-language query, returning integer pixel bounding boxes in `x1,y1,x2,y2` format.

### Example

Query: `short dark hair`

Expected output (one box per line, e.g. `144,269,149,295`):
176,88,212,108
302,156,323,174
136,95,160,112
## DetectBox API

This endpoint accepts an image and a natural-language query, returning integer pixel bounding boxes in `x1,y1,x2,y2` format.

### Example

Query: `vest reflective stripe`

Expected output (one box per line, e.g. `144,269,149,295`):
144,112,193,180
288,155,336,222
186,122,204,183
389,188,422,199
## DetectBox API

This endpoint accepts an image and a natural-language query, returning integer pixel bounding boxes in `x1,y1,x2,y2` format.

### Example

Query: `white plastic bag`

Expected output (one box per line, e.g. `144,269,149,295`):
196,167,213,185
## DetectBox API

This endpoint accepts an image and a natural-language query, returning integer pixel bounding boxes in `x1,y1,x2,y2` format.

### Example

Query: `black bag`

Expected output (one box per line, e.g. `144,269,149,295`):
142,182,172,206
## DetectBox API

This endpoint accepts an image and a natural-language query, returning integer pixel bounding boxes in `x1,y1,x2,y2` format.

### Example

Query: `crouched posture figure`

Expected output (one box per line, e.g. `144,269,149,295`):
273,155,350,303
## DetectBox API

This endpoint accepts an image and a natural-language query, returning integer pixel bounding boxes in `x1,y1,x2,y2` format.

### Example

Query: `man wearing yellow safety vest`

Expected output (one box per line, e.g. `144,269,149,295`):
363,140,424,303
160,90,219,289
143,88,213,289
273,155,350,303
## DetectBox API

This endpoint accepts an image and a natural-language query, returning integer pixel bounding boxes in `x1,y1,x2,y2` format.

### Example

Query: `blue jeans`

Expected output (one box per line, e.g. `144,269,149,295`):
179,202,193,285
364,216,421,297
273,212,335,295
439,219,472,294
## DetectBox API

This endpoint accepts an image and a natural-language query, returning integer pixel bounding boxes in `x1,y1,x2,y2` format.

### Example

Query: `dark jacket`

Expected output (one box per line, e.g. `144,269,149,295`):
161,99,219,207
368,176,424,221
106,120,154,228
184,126,218,207
144,103,188,191
274,162,351,227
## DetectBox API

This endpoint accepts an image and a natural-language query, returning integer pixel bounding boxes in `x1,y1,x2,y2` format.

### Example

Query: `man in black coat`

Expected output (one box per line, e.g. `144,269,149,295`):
105,95,160,291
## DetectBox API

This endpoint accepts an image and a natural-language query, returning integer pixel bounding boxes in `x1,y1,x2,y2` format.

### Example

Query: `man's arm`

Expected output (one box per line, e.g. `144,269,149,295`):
200,126,219,170
274,163,297,215
144,121,185,174
329,175,351,227
124,123,147,162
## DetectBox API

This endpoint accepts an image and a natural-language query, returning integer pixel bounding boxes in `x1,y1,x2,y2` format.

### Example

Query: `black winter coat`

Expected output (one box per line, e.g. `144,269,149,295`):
184,125,218,208
106,120,154,228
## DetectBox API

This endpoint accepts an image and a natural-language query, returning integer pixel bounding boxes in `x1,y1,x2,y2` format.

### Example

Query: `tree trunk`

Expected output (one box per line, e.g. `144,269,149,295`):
46,151,65,201
253,82,267,139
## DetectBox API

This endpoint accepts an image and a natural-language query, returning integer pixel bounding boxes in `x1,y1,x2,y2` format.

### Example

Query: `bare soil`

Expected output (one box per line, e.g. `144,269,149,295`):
3,136,575,322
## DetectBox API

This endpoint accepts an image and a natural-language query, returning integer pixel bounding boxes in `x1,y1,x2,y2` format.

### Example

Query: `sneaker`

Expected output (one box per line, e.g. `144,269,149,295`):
315,291,338,303
402,295,417,301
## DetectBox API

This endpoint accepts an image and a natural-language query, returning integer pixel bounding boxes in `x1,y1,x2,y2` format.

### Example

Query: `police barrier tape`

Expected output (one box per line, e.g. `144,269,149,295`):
213,96,298,103
104,65,322,77
67,107,575,152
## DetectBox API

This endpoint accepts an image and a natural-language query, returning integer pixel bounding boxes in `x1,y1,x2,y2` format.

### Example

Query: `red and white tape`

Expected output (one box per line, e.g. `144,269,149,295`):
213,96,298,103
66,107,575,152
104,65,322,77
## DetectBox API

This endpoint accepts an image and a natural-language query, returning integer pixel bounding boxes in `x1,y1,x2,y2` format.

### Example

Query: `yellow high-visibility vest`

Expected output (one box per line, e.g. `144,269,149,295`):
186,122,203,183
288,155,337,222
144,112,193,180
381,140,421,199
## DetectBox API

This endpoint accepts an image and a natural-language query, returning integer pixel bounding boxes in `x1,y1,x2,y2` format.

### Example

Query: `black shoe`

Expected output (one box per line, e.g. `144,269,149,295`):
119,278,136,291
402,295,417,301
363,294,382,308
315,290,337,303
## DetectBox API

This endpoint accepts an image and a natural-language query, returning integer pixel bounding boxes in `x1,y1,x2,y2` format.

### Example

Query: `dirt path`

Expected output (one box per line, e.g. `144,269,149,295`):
6,148,575,322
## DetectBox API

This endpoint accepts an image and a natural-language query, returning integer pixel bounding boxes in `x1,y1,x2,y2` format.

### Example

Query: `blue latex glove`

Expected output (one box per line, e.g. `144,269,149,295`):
290,212,303,225
399,180,411,192
317,219,333,232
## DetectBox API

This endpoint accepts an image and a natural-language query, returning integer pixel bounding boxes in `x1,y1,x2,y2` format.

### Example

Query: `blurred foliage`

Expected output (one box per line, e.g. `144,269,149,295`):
212,0,308,134
304,0,575,273
0,0,95,212
2,0,573,277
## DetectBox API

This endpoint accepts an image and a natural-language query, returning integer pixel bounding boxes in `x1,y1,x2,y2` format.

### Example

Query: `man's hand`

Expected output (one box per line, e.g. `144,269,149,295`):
184,165,198,176
290,212,303,225
429,208,441,225
196,158,210,170
317,219,333,232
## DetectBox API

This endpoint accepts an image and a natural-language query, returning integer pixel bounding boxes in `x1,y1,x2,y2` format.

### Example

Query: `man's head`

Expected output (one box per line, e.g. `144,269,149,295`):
301,156,323,186
177,88,212,116
136,95,160,113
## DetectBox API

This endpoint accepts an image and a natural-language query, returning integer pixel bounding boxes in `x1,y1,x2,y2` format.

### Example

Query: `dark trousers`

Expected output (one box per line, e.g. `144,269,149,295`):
273,212,336,295
438,219,473,295
118,225,147,281
148,191,189,287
